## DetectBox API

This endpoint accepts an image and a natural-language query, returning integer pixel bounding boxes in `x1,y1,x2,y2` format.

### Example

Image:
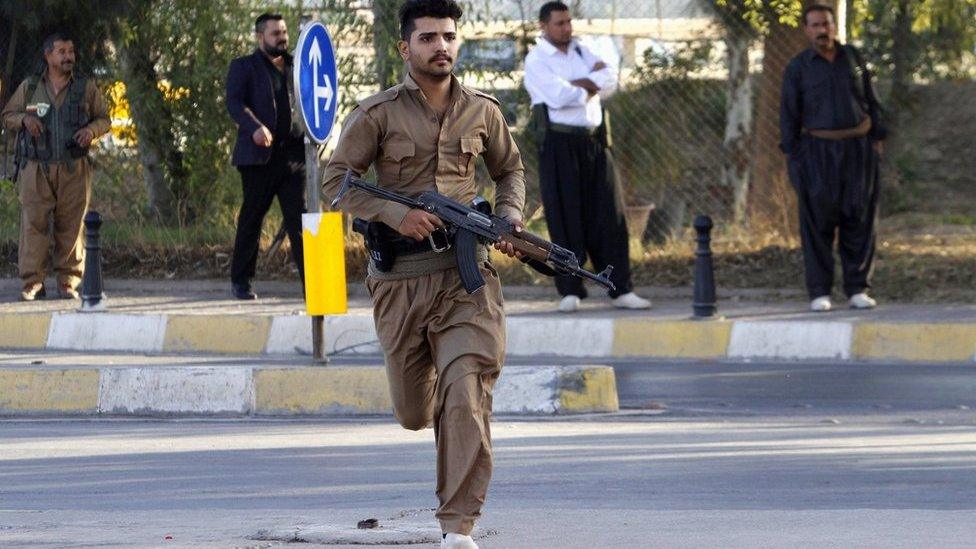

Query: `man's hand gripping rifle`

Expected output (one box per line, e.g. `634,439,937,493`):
331,170,615,295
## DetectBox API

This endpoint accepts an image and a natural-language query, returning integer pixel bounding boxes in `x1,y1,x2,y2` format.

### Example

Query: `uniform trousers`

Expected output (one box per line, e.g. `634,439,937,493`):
231,149,305,285
788,134,880,299
366,261,505,536
538,130,632,298
17,159,91,289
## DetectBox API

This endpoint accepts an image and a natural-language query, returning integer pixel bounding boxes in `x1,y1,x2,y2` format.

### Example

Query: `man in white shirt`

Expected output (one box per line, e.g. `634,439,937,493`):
523,1,650,313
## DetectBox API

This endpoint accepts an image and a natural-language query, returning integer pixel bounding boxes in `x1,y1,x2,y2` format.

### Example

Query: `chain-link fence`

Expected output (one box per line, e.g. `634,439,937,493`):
2,0,975,287
450,0,976,245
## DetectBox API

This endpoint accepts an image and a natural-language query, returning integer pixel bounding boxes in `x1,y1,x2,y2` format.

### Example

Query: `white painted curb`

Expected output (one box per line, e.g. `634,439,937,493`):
506,317,614,357
47,313,167,353
325,315,381,355
728,321,854,360
495,366,562,413
266,315,313,355
99,367,253,415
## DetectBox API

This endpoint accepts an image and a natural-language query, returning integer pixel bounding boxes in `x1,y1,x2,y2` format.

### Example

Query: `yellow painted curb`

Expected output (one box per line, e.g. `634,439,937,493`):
0,313,52,349
558,366,619,413
163,315,271,354
0,369,99,413
254,367,392,414
853,323,976,362
613,319,731,358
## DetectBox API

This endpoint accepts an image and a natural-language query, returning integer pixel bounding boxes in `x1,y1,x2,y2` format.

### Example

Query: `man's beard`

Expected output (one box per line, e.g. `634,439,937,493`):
413,54,453,79
54,60,74,76
264,41,288,57
547,34,572,48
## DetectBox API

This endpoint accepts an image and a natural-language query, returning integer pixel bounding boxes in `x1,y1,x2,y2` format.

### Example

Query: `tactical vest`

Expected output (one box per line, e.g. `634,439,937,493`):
23,75,91,163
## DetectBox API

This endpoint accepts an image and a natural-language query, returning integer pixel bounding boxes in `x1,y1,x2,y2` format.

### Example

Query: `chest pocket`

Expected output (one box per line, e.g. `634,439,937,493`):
801,74,831,116
459,136,485,178
379,138,416,184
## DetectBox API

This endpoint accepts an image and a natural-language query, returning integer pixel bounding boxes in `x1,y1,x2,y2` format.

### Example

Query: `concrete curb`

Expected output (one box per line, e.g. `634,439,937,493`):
0,364,618,417
2,311,975,363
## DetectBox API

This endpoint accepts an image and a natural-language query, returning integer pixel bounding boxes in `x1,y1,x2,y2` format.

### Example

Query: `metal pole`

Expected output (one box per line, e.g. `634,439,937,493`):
80,211,106,312
305,136,327,363
692,215,718,319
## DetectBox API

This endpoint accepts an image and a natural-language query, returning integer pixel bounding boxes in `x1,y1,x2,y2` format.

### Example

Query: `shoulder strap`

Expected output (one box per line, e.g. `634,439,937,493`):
24,75,40,104
843,45,868,106
358,85,401,111
467,87,501,106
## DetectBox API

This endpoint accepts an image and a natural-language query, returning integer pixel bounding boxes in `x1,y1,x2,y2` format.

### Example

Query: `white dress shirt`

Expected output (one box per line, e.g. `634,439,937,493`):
524,37,619,129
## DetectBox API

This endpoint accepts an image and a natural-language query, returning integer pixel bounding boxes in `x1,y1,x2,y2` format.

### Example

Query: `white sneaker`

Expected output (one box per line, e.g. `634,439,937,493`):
849,292,877,309
441,533,478,549
611,292,652,310
810,295,832,312
557,295,581,313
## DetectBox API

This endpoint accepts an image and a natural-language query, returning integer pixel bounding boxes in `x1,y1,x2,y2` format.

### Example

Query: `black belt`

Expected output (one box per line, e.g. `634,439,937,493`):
389,228,453,255
548,123,599,136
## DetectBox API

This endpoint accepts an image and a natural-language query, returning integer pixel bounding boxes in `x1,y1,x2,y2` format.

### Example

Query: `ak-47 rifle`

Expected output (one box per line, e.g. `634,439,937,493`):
331,170,615,295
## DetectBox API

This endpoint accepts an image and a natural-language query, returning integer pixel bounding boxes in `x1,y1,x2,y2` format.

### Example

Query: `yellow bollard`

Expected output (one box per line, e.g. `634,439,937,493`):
302,212,348,315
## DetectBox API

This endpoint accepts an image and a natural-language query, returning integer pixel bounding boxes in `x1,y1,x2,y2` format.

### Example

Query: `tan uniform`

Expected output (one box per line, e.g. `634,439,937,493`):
1,74,110,290
323,73,525,535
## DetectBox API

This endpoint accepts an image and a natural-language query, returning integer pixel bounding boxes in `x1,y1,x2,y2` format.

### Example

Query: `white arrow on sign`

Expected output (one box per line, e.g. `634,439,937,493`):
308,36,334,128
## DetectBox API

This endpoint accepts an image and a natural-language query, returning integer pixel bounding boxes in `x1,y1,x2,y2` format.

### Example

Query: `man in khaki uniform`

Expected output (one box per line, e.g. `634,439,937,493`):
322,1,524,547
1,33,110,301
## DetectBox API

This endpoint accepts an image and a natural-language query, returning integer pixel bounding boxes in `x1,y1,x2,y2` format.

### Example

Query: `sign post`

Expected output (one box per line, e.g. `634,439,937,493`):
294,20,341,362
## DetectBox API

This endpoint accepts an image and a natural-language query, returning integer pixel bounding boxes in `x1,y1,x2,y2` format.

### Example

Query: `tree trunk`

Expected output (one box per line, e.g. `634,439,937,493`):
2,25,19,105
371,0,401,90
723,28,753,225
747,11,812,234
890,0,913,109
118,32,182,223
845,0,855,41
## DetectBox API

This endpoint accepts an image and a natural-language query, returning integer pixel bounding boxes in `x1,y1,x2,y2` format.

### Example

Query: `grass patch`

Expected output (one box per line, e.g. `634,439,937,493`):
2,219,974,303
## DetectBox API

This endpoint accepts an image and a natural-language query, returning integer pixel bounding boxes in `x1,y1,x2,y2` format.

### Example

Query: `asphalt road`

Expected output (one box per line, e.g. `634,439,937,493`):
3,355,976,548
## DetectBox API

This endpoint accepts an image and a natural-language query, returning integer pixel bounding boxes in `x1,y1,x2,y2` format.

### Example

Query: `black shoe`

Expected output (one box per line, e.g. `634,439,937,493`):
231,283,257,300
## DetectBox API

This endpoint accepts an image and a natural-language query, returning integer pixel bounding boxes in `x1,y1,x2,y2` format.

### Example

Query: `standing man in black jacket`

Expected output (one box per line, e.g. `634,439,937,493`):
226,12,306,300
780,4,887,312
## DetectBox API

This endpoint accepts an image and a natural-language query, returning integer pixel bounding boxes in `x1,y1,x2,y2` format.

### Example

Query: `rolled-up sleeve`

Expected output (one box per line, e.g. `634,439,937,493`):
1,80,29,132
482,103,525,222
322,107,410,229
524,53,588,109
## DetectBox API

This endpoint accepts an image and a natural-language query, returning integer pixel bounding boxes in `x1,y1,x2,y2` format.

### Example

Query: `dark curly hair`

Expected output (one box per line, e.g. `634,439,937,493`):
398,0,463,42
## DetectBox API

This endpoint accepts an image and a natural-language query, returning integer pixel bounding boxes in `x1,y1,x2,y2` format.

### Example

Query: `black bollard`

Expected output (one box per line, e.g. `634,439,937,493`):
692,215,717,318
80,211,106,312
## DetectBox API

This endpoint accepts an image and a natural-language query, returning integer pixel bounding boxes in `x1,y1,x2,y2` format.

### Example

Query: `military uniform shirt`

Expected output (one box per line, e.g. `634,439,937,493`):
322,72,525,230
1,73,110,144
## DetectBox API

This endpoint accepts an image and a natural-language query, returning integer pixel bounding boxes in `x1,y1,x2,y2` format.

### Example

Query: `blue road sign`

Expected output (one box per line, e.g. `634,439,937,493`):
293,22,339,144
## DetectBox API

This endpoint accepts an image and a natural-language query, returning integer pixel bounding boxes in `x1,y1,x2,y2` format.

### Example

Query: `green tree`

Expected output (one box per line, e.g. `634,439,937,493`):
115,0,260,224
0,0,128,103
852,0,976,107
372,0,403,91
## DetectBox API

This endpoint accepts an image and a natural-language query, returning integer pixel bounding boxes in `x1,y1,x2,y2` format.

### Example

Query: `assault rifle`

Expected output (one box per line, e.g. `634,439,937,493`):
331,170,615,294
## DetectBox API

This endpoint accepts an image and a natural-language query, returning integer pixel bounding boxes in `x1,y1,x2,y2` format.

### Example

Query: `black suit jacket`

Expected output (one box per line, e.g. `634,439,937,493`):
225,49,303,166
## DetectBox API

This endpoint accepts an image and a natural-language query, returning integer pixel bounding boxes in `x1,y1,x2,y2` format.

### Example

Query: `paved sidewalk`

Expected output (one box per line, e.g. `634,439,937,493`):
1,277,974,321
1,279,974,362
